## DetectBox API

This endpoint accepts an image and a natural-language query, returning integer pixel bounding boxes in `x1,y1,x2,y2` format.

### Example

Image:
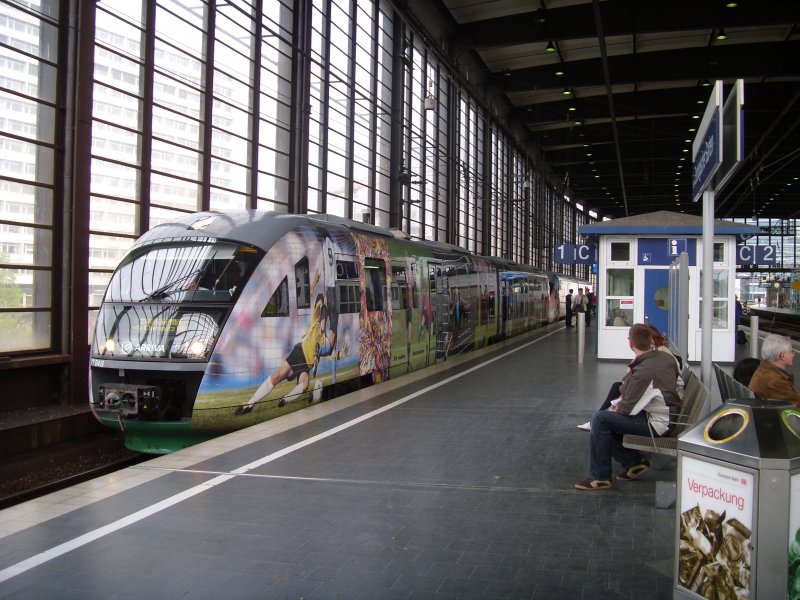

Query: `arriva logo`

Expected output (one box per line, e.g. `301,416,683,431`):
121,341,165,354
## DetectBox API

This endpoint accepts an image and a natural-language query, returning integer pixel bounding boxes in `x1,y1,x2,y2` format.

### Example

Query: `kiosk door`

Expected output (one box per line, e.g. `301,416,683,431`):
644,268,670,336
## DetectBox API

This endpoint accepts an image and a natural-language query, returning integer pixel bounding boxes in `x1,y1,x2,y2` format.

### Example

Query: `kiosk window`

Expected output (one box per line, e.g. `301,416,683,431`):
610,242,630,262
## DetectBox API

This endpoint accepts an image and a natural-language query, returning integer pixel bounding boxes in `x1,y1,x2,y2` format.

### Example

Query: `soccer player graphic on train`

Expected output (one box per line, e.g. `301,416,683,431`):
235,292,349,414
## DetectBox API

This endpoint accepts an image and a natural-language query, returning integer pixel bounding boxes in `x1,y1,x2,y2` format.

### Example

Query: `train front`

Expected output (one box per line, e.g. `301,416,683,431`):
89,235,261,453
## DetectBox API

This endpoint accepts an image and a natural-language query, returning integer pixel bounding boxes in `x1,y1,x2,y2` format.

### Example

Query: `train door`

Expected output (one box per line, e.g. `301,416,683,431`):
389,260,411,376
332,254,361,386
499,276,511,338
429,262,448,361
416,259,433,367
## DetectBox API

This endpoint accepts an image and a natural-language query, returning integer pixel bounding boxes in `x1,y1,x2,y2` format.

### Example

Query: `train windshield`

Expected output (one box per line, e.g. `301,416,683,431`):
103,241,258,304
92,241,259,360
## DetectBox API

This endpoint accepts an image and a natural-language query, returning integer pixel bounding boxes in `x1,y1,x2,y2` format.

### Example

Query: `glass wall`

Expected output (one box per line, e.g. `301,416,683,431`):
0,1,60,353
0,0,603,360
731,217,799,307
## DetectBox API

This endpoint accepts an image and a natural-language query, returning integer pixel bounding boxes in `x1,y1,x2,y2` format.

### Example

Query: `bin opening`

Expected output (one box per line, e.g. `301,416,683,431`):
783,410,800,440
704,409,748,444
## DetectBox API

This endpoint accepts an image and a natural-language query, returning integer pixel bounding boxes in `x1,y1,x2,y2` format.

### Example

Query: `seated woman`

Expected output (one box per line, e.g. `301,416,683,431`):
732,357,760,387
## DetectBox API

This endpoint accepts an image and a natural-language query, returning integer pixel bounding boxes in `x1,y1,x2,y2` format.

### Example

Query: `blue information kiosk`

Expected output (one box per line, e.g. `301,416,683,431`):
578,210,761,362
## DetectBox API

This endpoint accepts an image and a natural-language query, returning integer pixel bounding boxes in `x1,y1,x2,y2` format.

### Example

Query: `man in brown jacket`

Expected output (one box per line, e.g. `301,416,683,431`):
748,334,800,407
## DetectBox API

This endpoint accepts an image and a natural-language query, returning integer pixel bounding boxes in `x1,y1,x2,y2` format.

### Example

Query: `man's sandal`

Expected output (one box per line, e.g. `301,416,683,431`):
574,477,612,491
616,461,651,481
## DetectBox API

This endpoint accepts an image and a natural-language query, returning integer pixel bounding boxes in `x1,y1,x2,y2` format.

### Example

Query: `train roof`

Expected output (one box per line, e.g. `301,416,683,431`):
131,210,556,276
132,210,479,259
131,210,400,252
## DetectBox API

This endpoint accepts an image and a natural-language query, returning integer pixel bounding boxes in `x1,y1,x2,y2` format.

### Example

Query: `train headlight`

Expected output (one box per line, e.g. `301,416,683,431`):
103,338,116,353
187,339,209,358
103,390,121,408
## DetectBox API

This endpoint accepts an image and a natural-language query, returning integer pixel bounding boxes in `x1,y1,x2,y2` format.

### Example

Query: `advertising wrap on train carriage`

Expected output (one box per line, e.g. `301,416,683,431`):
190,226,367,428
790,473,800,600
677,455,754,598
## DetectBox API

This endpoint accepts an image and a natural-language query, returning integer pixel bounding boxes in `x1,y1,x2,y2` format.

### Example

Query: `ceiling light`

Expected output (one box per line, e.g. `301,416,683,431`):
716,28,727,40
562,87,571,95
534,8,546,23
692,115,700,119
697,99,705,104
555,69,564,76
568,106,576,111
726,2,737,7
546,40,556,53
701,79,711,87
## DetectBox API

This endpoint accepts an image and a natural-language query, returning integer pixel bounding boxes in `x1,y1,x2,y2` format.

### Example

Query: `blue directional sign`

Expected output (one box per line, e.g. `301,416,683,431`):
736,245,777,265
638,238,697,266
554,244,596,264
667,238,687,256
693,111,721,202
692,81,723,202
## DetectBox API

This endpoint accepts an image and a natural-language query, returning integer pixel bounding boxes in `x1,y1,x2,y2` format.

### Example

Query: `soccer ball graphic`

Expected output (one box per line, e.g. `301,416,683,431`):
312,378,324,402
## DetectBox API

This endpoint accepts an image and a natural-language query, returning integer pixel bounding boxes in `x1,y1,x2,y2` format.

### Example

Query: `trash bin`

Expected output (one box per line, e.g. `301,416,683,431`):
674,398,800,599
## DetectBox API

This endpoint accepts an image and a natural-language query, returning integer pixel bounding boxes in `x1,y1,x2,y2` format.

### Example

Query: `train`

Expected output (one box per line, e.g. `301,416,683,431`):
89,211,588,453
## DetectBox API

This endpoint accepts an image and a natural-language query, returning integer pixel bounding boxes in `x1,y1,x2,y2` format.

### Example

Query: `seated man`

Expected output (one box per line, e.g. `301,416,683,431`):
575,323,681,491
747,334,800,407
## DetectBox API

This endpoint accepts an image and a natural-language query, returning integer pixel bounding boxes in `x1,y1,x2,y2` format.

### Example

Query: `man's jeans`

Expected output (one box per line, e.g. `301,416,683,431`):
589,409,651,480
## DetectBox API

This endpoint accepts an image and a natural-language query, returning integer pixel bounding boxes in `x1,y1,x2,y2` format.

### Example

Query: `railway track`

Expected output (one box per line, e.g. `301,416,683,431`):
742,315,800,342
0,432,148,509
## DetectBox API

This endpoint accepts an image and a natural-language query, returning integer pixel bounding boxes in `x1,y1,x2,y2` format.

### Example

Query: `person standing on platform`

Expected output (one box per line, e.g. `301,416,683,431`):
734,296,746,345
748,334,800,407
585,287,595,327
574,323,681,491
572,288,588,324
565,288,574,328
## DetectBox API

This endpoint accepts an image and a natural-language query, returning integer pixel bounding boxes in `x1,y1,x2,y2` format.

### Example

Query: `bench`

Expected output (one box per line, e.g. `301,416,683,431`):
712,362,755,402
621,368,709,457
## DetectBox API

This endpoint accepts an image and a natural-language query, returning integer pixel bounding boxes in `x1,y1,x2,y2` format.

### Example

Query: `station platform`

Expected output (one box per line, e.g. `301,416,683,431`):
1,322,791,599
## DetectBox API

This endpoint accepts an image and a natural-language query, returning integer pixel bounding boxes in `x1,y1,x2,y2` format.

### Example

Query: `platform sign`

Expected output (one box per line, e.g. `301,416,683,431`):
554,244,596,264
714,79,744,192
693,81,723,202
736,245,777,266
